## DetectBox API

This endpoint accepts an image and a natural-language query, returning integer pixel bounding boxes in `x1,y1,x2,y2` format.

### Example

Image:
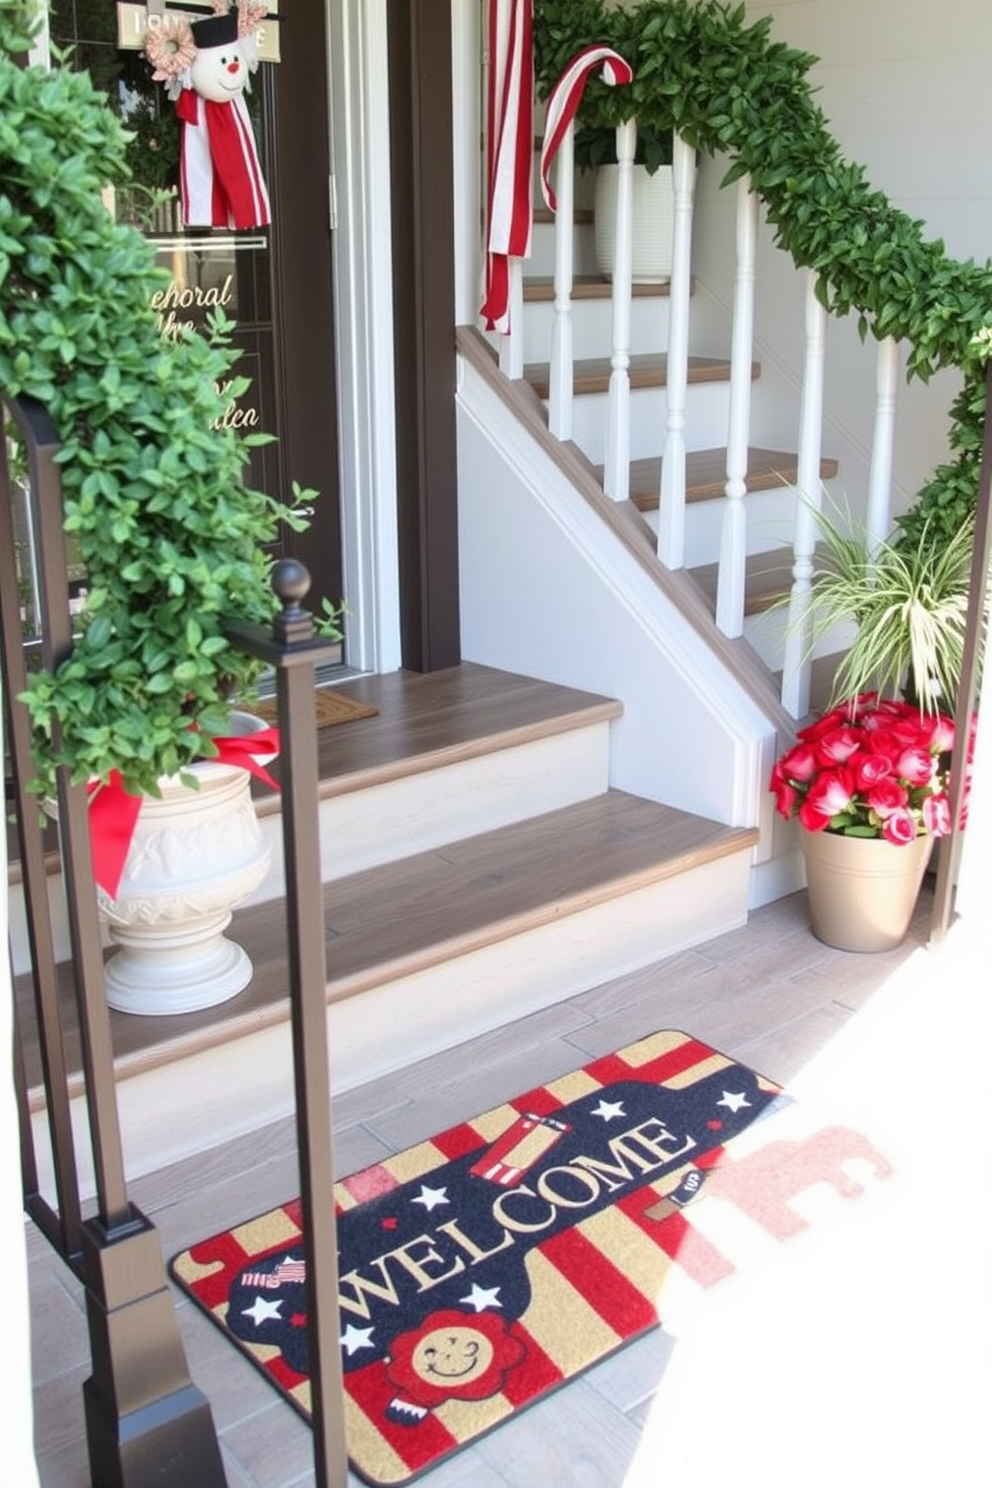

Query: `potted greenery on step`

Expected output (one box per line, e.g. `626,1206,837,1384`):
0,0,338,1011
801,504,980,715
534,0,680,283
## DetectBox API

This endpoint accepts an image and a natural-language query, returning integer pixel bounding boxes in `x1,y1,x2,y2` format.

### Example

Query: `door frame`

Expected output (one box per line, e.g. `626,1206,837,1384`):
326,0,462,674
325,0,402,674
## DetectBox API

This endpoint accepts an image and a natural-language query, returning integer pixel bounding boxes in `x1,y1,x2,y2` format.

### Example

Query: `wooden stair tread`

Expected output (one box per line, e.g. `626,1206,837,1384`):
620,447,840,512
20,793,757,1098
524,354,749,401
690,546,796,617
7,664,623,876
532,207,594,227
261,663,622,805
523,275,684,303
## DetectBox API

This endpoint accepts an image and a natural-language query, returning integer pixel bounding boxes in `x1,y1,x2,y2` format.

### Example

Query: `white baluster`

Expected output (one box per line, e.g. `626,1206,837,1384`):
716,177,758,636
781,270,828,719
867,336,899,555
603,119,635,500
498,258,525,380
656,132,696,567
547,124,575,441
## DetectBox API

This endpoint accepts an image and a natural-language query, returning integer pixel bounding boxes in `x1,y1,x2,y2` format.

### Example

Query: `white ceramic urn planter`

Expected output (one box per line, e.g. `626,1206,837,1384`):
94,710,272,1016
594,163,675,284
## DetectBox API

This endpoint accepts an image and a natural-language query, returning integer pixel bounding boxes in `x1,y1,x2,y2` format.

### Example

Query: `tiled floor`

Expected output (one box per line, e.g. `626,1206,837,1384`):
28,885,991,1488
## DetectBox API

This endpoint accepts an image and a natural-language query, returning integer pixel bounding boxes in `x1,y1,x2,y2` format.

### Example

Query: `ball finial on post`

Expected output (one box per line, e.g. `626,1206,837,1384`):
271,558,314,645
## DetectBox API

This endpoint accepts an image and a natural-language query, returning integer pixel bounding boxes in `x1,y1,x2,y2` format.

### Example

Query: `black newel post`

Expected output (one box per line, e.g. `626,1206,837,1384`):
930,362,992,942
227,559,349,1488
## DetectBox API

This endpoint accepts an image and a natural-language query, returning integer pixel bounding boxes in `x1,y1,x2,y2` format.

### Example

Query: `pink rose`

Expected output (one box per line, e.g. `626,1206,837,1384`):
881,809,919,846
798,706,849,743
799,768,855,829
923,793,951,838
777,742,818,783
816,726,862,765
920,714,955,754
865,779,908,818
853,751,895,789
771,777,799,821
895,746,934,788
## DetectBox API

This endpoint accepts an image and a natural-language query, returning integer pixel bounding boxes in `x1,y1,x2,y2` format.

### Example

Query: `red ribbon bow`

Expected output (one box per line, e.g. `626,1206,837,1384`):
86,728,281,900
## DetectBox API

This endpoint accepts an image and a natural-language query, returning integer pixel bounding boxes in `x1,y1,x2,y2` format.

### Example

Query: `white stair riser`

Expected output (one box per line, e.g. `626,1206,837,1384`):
7,721,612,974
526,219,599,280
522,294,673,364
641,486,799,569
35,845,753,1198
247,721,612,906
745,608,857,670
567,381,733,467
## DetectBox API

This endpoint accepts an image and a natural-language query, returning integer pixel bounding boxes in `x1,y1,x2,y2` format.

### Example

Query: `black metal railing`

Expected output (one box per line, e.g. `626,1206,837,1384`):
930,361,992,943
3,395,348,1487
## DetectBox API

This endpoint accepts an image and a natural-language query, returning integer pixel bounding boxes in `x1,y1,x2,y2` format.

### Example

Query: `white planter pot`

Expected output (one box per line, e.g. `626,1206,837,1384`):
85,712,272,1015
594,163,675,284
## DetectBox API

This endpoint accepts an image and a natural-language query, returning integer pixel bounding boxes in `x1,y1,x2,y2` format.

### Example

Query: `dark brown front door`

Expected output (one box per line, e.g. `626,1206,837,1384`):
50,0,343,631
262,0,342,622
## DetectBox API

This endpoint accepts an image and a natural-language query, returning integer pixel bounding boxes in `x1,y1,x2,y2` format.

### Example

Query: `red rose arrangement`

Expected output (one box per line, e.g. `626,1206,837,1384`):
770,694,968,846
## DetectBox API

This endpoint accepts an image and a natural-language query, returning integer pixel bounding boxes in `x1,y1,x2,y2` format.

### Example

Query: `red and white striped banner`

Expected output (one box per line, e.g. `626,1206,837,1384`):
479,0,534,334
539,44,634,213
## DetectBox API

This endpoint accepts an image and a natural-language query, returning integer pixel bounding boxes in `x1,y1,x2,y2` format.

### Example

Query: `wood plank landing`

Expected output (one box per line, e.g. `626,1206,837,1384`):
29,887,946,1488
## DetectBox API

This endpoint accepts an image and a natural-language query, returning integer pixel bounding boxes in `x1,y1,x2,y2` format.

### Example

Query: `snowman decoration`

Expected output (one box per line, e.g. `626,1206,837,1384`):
145,0,271,230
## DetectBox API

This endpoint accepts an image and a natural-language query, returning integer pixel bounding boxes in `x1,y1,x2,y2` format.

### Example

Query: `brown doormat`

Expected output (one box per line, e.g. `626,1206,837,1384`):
254,689,379,729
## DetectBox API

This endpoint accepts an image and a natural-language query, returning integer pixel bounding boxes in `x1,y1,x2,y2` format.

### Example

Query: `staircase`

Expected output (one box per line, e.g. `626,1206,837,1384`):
515,171,842,661
15,663,758,1195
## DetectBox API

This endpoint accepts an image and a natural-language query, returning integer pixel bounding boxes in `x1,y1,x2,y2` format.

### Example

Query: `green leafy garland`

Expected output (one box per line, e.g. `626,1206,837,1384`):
534,0,992,549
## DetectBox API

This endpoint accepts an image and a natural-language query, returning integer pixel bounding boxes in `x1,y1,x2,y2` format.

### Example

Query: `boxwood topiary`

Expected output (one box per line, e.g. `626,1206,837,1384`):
0,0,324,802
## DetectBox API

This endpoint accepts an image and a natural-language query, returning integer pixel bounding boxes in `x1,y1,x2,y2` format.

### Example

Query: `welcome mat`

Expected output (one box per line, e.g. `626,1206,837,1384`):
171,1031,786,1485
254,687,379,729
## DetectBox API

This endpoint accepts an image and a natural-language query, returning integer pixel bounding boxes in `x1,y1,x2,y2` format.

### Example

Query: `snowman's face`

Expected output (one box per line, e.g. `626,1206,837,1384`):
189,41,248,103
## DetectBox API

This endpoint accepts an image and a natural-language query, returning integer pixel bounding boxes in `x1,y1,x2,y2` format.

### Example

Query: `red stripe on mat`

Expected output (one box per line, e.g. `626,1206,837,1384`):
585,1037,718,1089
499,1323,565,1405
183,1231,262,1309
540,1225,659,1336
508,1084,566,1117
346,1359,459,1475
431,1120,492,1162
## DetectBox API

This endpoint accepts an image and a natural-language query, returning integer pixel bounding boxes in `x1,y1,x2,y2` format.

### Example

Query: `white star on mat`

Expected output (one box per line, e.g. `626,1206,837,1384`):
460,1283,502,1312
340,1323,376,1356
717,1090,751,1113
242,1295,283,1327
411,1184,450,1211
591,1098,626,1122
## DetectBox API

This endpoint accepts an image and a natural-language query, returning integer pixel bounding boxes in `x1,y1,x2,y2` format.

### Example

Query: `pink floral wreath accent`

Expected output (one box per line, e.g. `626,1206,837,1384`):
144,12,196,82
210,0,267,39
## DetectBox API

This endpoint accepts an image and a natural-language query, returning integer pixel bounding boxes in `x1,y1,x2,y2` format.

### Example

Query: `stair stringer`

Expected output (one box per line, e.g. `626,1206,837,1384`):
455,327,802,909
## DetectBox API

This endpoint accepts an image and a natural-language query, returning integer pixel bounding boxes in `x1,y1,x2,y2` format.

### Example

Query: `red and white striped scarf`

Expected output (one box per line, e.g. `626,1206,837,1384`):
539,45,634,213
479,0,533,333
177,89,271,231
